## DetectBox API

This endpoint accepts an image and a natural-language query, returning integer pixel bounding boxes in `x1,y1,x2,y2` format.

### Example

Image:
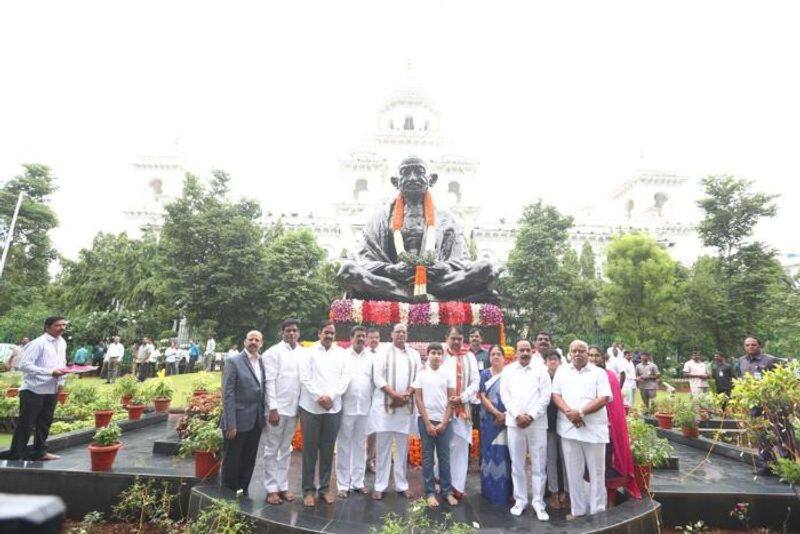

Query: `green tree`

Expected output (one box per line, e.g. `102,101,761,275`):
500,201,575,338
159,170,269,340
600,232,678,354
0,164,59,315
560,241,601,342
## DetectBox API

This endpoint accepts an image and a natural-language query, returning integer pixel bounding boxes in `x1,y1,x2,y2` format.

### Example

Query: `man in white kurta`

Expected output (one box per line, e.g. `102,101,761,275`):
500,339,552,519
298,322,351,506
370,323,422,500
551,339,612,519
262,319,303,505
336,326,373,496
441,327,480,499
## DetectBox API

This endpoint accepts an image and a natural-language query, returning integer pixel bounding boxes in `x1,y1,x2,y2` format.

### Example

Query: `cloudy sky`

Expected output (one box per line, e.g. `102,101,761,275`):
1,1,798,260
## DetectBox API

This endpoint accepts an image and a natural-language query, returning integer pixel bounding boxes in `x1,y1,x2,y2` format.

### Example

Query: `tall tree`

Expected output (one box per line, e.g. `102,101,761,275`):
601,232,678,353
500,200,574,338
0,164,59,315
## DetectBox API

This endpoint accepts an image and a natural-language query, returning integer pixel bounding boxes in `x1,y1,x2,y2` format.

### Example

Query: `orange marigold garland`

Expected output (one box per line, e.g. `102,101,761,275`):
407,435,422,467
291,423,303,451
471,428,480,459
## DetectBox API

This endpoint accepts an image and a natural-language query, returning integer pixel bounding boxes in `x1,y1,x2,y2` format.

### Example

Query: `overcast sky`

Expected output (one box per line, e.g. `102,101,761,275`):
1,1,798,261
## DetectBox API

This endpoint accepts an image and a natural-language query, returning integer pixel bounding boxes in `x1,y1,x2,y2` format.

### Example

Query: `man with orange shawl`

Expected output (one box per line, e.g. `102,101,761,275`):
338,156,497,302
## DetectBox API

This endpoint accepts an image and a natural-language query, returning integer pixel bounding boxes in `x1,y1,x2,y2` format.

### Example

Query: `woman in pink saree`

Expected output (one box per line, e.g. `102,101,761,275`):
588,346,641,500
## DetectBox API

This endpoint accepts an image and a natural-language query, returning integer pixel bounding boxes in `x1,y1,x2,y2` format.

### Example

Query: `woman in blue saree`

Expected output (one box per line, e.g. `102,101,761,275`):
478,344,513,506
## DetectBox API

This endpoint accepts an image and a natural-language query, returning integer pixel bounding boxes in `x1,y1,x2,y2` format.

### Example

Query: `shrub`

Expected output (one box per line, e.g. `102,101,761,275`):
178,419,224,456
113,375,139,398
374,498,477,534
187,498,253,534
652,394,677,415
146,370,174,399
92,423,122,446
628,417,673,467
69,382,100,405
112,477,183,532
191,372,218,393
92,394,116,412
673,397,698,429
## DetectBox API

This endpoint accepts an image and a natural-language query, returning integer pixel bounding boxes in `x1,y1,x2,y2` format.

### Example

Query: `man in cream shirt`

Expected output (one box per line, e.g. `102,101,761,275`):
500,339,552,520
262,318,303,505
298,321,351,506
335,326,374,497
551,339,612,519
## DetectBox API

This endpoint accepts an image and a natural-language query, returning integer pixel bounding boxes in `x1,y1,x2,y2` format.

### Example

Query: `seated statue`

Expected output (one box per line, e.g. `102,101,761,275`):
338,156,498,303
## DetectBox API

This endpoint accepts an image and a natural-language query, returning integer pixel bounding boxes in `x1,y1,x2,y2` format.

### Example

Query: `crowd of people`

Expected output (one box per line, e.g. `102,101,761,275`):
2,314,782,523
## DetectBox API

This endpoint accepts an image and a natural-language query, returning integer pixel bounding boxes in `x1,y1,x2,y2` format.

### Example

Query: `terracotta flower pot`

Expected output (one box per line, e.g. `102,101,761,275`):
153,397,171,413
121,395,133,406
6,387,19,398
654,412,674,429
194,450,221,479
94,410,115,428
633,464,652,493
89,442,122,471
681,426,699,438
57,391,69,405
192,390,208,397
126,404,145,420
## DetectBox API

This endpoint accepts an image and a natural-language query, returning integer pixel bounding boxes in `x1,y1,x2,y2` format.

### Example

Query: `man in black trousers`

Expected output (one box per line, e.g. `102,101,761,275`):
220,330,267,495
3,316,68,461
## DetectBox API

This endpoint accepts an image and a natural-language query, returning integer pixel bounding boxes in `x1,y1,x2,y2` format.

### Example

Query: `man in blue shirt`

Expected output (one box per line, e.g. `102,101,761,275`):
188,341,200,373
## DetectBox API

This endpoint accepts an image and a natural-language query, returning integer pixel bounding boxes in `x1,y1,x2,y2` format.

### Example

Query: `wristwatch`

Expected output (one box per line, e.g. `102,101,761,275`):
578,408,585,418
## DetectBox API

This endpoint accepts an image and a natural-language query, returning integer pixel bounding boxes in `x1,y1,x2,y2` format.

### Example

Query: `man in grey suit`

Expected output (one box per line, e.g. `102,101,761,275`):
221,330,267,495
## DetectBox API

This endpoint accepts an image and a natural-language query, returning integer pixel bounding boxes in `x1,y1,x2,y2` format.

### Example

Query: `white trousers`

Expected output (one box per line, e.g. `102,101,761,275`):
262,415,297,493
375,431,409,492
449,432,470,493
561,437,606,517
336,414,369,491
507,426,548,508
546,431,569,493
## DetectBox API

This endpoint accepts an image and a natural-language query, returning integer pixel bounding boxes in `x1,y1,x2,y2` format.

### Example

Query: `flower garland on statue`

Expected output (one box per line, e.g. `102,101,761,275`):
391,191,436,297
330,299,504,327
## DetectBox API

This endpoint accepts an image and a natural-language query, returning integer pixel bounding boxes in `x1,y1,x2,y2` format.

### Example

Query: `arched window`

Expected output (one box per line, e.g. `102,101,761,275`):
353,179,368,200
625,198,634,218
403,116,414,130
448,181,462,203
654,192,668,213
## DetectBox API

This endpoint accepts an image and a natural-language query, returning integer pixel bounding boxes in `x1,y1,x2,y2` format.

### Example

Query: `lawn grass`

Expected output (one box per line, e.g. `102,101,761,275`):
71,371,222,409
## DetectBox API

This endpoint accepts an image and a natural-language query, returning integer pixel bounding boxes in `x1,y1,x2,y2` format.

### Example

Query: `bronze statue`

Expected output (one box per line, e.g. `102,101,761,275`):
338,156,498,302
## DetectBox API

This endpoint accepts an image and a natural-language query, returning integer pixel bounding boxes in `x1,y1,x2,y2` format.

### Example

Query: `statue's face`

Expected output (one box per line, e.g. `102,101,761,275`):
391,162,437,197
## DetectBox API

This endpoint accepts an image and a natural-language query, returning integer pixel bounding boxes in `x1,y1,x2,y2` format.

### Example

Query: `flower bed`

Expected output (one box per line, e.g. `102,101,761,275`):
330,299,504,327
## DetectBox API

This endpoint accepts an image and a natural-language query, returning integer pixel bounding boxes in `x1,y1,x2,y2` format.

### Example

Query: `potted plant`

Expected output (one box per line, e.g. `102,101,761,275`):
652,395,676,429
148,370,174,413
178,419,224,479
125,393,147,420
92,395,117,428
88,423,122,471
114,374,139,406
674,398,699,438
628,417,674,493
5,375,21,398
191,372,215,397
57,381,70,404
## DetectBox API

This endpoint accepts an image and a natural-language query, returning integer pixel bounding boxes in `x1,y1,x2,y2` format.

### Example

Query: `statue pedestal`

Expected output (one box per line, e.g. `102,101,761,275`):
329,299,506,345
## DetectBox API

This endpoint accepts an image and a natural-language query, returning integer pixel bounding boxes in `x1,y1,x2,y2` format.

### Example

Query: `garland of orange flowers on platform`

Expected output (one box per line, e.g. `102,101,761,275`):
392,192,436,297
407,435,422,467
471,428,480,459
291,423,303,451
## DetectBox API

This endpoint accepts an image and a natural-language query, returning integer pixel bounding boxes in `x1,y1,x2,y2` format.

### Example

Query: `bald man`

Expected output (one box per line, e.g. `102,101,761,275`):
221,330,267,495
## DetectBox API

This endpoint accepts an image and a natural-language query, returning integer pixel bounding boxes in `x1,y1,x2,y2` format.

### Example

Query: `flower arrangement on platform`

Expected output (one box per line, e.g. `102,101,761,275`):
292,423,303,451
175,393,221,438
471,429,480,459
330,299,504,327
407,435,422,467
502,345,516,364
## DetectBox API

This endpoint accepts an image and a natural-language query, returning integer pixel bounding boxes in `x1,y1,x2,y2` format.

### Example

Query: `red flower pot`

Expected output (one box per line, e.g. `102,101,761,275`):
192,390,208,397
89,442,122,471
5,387,19,398
57,391,69,405
681,426,699,438
654,413,674,429
94,410,114,428
121,395,133,406
633,464,652,493
194,450,221,479
153,397,171,413
126,404,145,420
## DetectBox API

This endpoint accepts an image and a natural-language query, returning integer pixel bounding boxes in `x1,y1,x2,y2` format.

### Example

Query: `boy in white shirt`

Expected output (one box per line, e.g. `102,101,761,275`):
412,343,459,508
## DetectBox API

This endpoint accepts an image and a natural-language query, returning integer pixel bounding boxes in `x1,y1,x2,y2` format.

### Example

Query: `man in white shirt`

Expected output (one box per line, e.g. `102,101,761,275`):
204,335,217,372
164,341,179,376
136,337,154,382
370,323,422,500
336,326,373,497
105,336,124,384
365,327,381,474
614,350,637,409
442,326,480,500
262,319,303,505
4,316,68,461
531,332,551,367
683,349,710,397
552,339,612,519
500,339,552,519
298,321,351,507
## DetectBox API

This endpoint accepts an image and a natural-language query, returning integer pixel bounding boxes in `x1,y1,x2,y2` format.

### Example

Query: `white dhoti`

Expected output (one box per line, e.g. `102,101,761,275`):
263,415,297,493
374,431,410,492
449,418,471,493
561,437,606,517
336,414,369,491
508,425,547,508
